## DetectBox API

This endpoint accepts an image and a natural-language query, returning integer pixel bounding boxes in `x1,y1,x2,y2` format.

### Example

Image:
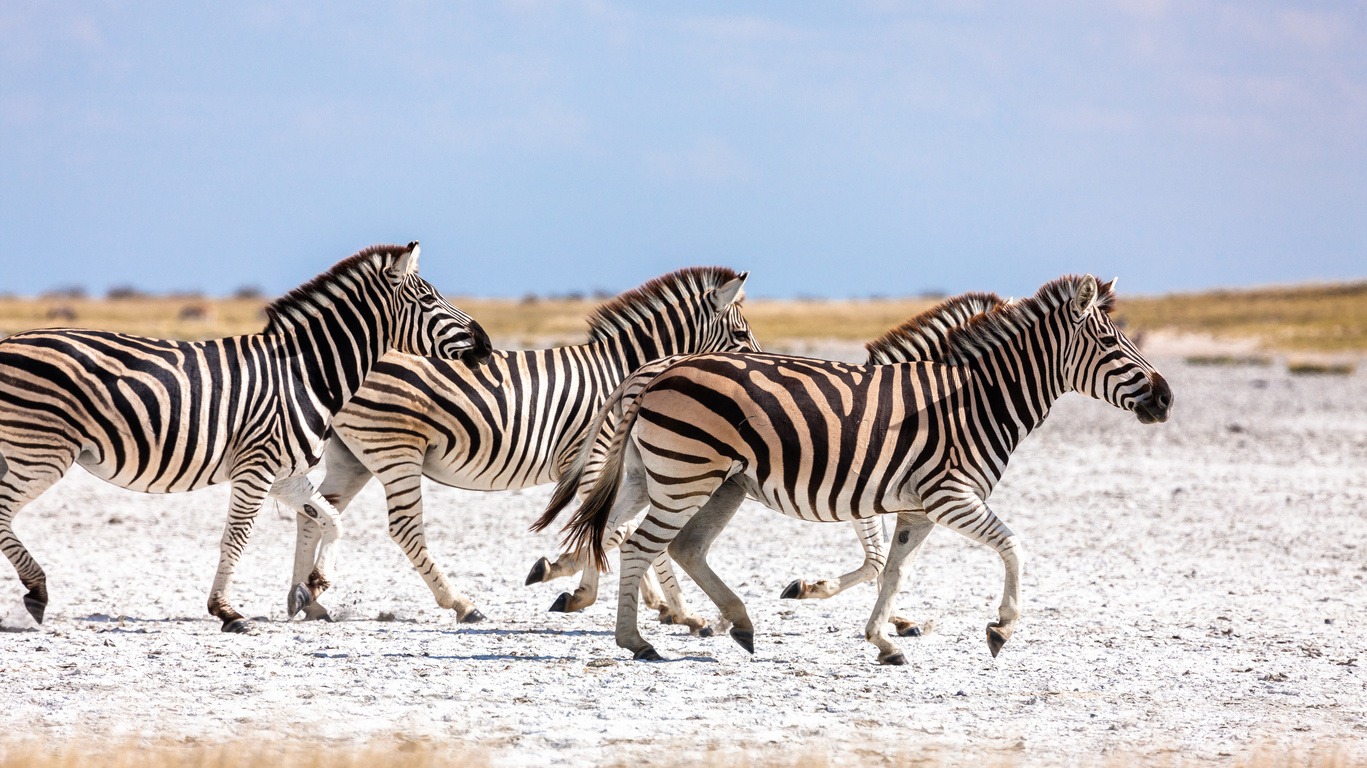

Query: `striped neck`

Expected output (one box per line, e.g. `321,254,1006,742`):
269,257,398,418
963,302,1071,456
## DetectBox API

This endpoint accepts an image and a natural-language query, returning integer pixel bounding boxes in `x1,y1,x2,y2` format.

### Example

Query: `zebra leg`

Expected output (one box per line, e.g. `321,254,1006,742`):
926,493,1024,658
548,473,649,614
375,459,483,623
863,513,935,665
0,447,77,624
648,554,711,636
273,476,345,621
781,516,887,600
208,472,273,633
288,439,375,620
665,478,750,652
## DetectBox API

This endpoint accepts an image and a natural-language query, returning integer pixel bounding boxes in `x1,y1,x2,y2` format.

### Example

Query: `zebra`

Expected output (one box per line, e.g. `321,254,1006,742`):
0,242,491,633
528,291,1008,639
557,274,1173,663
286,266,759,625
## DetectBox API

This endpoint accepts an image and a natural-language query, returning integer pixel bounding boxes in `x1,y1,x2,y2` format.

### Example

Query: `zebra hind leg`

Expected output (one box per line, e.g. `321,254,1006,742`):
274,476,347,621
286,440,374,620
0,448,76,625
665,479,750,653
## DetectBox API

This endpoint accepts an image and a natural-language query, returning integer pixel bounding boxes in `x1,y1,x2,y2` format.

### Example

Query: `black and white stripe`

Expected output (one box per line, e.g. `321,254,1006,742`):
529,291,1008,634
292,267,757,622
558,275,1173,663
0,242,490,632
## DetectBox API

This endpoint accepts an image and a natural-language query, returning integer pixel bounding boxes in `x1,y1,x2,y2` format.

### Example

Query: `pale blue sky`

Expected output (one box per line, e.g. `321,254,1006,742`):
2,2,1364,299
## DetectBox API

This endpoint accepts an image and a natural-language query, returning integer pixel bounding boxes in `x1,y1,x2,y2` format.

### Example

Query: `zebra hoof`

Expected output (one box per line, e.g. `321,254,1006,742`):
891,618,922,637
460,609,486,624
986,623,1013,658
633,646,663,661
779,580,805,600
524,557,550,586
729,627,755,654
221,618,251,634
302,603,332,622
548,592,575,613
658,613,674,625
287,583,312,619
698,625,715,639
879,651,908,666
23,591,46,624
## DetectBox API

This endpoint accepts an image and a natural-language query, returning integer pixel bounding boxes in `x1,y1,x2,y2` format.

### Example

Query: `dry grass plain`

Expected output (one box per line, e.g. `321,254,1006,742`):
3,279,1364,353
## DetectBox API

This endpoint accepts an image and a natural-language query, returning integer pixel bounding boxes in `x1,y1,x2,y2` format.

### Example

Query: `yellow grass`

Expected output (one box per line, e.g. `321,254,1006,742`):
0,280,1364,352
0,741,1362,768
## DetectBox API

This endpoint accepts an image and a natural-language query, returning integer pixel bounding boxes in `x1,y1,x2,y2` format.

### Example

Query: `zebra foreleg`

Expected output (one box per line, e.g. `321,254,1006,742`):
273,476,344,621
781,515,927,637
378,461,484,623
781,516,887,600
926,492,1024,657
286,440,375,620
862,513,935,665
208,473,272,633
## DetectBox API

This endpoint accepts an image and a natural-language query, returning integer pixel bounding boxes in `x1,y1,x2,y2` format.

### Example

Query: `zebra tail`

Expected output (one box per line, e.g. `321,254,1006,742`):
559,382,650,573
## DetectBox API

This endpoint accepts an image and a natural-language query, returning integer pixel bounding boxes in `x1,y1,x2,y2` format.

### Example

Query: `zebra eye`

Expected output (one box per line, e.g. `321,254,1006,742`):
1098,334,1118,348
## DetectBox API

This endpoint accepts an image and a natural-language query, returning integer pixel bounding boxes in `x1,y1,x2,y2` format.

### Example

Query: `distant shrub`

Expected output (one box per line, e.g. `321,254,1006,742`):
42,285,86,300
46,305,78,321
106,285,146,300
232,285,265,300
178,304,214,322
1287,361,1355,376
1185,355,1273,367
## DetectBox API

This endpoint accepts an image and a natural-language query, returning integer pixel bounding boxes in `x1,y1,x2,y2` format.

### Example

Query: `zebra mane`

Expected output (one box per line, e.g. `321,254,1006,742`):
864,292,1006,364
263,244,408,333
939,275,1117,365
585,266,745,342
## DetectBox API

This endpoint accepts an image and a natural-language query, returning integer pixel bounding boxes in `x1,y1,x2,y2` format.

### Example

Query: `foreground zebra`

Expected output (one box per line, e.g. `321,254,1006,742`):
559,275,1172,663
529,291,1007,637
288,267,757,623
0,243,491,632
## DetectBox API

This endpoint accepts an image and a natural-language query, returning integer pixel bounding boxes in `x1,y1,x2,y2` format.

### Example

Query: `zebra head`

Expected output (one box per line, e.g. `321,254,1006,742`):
1061,275,1172,424
389,242,493,366
699,271,761,354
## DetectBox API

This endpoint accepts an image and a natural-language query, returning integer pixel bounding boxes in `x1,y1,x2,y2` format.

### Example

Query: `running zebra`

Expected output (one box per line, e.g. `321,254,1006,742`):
528,291,1008,638
0,243,491,632
288,267,757,624
559,275,1172,663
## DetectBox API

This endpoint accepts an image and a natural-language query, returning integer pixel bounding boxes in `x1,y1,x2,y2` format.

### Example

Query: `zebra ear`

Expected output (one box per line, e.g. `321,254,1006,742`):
710,272,748,312
391,241,421,278
1073,274,1099,315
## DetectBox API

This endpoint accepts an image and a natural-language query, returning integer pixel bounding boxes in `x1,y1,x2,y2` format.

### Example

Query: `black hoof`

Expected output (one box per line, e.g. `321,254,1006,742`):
221,618,251,634
302,604,333,622
658,613,674,625
548,592,574,613
287,583,312,619
525,557,550,586
880,652,908,666
779,580,804,600
987,624,1012,658
23,592,46,624
729,627,755,654
460,609,486,624
893,621,922,637
698,626,715,639
633,646,663,661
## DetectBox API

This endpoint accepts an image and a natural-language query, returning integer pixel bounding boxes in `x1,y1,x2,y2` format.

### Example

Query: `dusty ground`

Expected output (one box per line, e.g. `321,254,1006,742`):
2,353,1365,766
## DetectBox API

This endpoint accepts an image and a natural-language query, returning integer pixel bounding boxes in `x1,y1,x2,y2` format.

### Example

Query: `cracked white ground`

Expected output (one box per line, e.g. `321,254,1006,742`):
4,354,1365,765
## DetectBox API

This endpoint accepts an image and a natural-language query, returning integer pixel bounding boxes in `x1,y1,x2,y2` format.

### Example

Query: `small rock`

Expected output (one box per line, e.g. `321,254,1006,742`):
377,611,397,622
586,658,615,668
